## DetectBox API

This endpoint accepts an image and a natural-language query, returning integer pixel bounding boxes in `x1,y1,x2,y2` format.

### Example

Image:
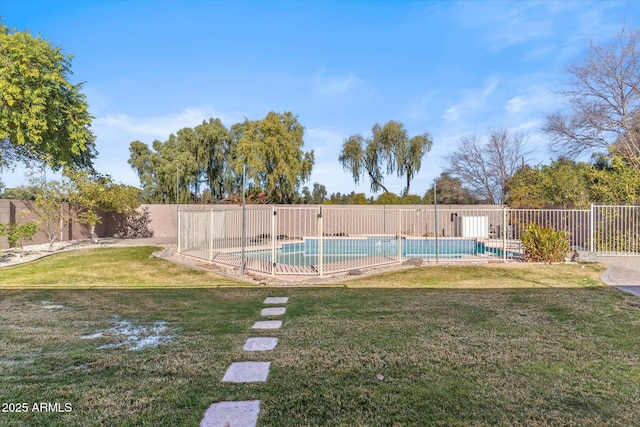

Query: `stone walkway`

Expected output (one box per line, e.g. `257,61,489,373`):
599,256,640,296
200,296,289,427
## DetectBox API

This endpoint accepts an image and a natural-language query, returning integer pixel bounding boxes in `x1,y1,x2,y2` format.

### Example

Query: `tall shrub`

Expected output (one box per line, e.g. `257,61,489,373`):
521,224,570,263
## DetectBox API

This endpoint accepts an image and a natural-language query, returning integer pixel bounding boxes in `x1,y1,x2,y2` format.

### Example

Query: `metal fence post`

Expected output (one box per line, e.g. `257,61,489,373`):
590,204,595,253
397,210,402,264
240,165,246,276
318,206,323,277
209,209,214,261
434,195,439,264
271,207,276,276
503,207,507,261
177,209,181,253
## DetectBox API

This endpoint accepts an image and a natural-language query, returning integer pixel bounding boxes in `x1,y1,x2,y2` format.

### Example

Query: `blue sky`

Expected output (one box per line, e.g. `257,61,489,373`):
2,0,640,197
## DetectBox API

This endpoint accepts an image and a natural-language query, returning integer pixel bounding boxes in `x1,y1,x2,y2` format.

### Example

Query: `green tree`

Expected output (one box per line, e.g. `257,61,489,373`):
327,192,346,204
374,192,422,205
129,135,198,204
129,119,233,204
0,24,95,170
506,159,593,208
299,183,327,204
504,166,548,208
423,173,481,204
29,177,77,251
339,121,433,196
68,170,141,241
174,118,232,198
0,184,39,200
326,192,370,205
234,112,314,204
589,154,640,203
27,172,141,250
129,115,313,204
310,183,327,204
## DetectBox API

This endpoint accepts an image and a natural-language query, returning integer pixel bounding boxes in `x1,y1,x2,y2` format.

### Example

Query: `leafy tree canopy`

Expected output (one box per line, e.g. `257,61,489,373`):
506,154,640,208
1,184,40,200
28,171,141,248
506,159,592,208
0,24,95,170
327,192,370,205
129,113,314,204
339,121,433,196
299,183,328,204
128,118,232,204
234,111,314,204
375,192,423,205
423,172,482,205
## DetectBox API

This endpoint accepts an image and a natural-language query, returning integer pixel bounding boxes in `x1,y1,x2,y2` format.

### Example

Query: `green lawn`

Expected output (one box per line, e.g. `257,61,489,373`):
0,246,239,288
1,247,639,426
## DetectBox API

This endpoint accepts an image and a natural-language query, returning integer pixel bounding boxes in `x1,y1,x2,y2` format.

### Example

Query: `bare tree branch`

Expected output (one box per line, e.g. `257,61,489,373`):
445,128,530,204
545,29,640,170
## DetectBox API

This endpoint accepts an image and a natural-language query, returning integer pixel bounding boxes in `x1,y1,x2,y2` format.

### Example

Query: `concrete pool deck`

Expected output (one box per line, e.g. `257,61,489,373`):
599,256,640,297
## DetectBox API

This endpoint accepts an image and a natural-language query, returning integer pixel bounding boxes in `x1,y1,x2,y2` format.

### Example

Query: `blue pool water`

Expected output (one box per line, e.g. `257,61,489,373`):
241,236,502,266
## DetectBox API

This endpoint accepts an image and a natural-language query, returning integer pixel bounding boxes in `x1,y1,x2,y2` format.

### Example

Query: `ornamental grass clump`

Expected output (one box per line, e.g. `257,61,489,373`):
521,223,571,263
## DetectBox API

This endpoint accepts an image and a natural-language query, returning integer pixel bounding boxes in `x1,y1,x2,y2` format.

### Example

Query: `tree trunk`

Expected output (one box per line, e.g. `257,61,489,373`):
402,174,411,197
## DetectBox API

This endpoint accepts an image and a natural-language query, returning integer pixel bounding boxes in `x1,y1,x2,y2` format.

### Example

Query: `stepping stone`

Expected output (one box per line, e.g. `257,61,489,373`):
243,337,278,351
200,400,260,427
222,361,270,383
264,297,288,304
252,320,282,329
261,307,286,316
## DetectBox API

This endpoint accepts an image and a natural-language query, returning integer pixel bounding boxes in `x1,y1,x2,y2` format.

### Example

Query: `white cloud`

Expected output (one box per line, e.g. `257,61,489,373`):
306,127,345,158
442,105,461,123
482,79,499,96
512,120,543,133
442,78,499,123
453,2,553,52
483,19,552,53
403,94,435,120
452,0,629,58
312,71,364,95
503,86,558,115
504,96,525,113
93,106,245,141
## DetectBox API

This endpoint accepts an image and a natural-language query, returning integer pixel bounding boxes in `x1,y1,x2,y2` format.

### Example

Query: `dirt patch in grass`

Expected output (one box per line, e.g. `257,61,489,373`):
81,316,175,350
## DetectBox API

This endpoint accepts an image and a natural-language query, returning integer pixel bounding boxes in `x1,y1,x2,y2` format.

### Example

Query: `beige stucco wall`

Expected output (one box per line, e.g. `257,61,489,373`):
0,199,92,248
0,201,506,249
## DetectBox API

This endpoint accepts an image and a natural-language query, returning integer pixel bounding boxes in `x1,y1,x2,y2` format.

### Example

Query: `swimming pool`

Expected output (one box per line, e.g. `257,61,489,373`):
238,236,500,267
